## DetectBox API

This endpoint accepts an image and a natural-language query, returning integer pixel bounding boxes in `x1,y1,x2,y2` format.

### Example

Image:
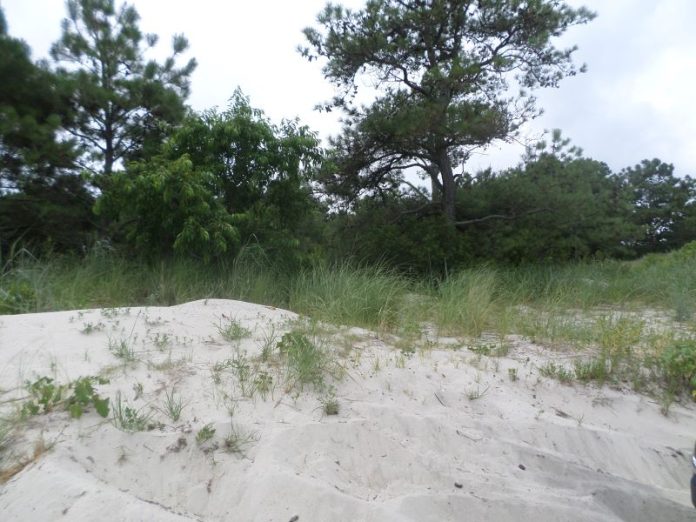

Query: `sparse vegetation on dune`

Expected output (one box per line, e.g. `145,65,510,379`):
1,243,695,409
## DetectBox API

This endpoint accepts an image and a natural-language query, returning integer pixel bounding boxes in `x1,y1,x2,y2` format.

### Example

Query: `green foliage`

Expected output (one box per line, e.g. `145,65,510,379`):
0,7,91,253
96,155,240,260
216,315,251,342
111,391,153,431
0,278,36,314
277,330,325,390
659,340,696,399
329,134,689,268
21,376,109,419
289,264,408,329
159,91,324,267
51,0,196,176
0,178,95,254
68,376,110,418
304,0,595,221
621,159,696,254
328,196,470,274
455,137,637,263
0,11,76,188
196,423,216,444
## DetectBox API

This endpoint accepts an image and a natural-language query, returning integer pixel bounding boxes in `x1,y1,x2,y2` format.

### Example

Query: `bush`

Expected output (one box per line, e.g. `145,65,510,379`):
96,155,240,261
0,279,36,314
660,339,696,399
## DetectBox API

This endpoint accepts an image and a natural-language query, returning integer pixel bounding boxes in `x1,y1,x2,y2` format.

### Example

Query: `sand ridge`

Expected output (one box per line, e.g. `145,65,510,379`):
0,299,694,521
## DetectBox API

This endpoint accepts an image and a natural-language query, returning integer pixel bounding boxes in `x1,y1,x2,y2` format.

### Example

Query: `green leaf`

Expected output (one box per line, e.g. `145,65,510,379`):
93,397,110,418
68,403,83,419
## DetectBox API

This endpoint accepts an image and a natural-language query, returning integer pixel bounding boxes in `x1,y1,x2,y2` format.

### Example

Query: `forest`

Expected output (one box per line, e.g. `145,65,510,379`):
1,0,695,318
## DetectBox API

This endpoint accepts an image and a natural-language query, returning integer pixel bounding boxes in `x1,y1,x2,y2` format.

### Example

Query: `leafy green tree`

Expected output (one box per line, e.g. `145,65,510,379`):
51,0,196,177
621,159,696,254
96,155,239,260
160,91,324,265
303,0,594,225
98,92,324,264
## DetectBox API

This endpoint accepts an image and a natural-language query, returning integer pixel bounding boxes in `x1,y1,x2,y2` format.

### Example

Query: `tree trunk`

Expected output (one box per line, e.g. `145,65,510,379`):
436,150,456,224
104,120,114,176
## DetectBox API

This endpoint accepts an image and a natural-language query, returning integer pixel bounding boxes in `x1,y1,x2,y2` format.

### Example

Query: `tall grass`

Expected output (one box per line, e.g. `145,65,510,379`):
434,269,497,337
289,264,409,330
2,242,695,330
2,243,696,401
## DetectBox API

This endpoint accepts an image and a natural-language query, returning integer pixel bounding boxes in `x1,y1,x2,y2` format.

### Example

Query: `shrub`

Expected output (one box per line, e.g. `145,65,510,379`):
659,339,696,398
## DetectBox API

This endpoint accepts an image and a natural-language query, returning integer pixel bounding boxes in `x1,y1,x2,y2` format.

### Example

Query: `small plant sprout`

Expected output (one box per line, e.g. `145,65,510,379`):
372,357,381,373
161,388,184,422
223,423,258,455
508,368,518,382
151,332,171,350
80,321,105,334
253,371,273,400
111,392,154,432
216,315,251,343
467,385,490,401
539,361,574,384
321,388,339,416
132,382,144,400
259,325,278,362
196,423,216,444
108,337,136,362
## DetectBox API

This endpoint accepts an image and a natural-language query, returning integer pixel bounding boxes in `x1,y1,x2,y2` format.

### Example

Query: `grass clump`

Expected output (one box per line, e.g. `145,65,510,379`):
277,329,327,390
108,337,137,362
111,392,154,432
320,387,339,416
196,423,216,444
467,341,509,357
573,358,609,384
539,362,574,384
216,315,251,342
223,424,258,455
160,388,185,422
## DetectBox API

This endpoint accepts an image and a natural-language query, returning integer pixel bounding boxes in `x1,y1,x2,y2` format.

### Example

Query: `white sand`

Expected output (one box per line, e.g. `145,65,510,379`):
0,299,694,521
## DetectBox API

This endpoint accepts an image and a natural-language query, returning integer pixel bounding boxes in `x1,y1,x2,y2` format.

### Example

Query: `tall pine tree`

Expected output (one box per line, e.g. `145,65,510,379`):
51,0,197,178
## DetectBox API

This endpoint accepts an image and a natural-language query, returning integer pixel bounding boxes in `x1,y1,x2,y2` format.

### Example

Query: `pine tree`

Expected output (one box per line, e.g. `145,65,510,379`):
51,0,197,178
303,0,594,225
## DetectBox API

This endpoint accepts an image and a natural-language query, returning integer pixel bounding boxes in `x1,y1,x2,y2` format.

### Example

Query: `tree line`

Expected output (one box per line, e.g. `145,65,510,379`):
1,0,694,274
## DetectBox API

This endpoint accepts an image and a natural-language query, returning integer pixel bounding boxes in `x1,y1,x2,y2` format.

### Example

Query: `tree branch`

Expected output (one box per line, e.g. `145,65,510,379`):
454,207,551,227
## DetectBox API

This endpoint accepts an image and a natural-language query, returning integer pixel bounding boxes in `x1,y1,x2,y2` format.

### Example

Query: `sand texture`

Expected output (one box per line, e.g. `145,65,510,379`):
0,299,694,521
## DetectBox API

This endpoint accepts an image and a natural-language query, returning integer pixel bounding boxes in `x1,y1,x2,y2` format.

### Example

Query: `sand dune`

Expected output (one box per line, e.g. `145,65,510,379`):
0,299,694,521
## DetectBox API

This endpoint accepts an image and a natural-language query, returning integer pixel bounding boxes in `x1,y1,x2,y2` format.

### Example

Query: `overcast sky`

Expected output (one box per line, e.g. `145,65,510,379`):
3,0,695,176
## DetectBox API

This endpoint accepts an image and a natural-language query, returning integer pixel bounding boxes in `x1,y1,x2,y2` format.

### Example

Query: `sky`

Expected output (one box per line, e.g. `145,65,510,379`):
2,0,696,177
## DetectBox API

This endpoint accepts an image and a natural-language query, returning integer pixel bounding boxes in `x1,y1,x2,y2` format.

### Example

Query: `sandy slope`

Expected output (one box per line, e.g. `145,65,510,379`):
0,299,694,521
